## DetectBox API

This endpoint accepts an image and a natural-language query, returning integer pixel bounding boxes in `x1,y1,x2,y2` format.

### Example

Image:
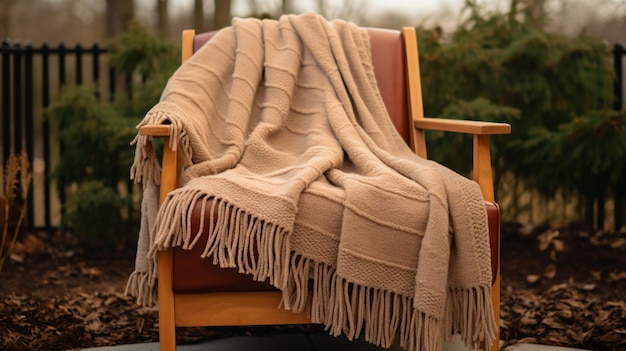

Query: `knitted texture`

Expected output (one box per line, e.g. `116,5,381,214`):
127,13,496,351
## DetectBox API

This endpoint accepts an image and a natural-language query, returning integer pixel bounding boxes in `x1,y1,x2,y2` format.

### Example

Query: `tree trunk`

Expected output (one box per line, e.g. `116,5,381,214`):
106,0,134,38
596,192,605,230
157,0,169,37
282,0,293,14
523,0,547,25
585,195,595,232
615,195,623,231
316,0,327,18
194,0,205,32
213,0,231,30
0,0,16,38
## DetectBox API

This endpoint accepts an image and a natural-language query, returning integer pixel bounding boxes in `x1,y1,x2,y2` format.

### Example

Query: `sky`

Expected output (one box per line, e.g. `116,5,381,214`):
363,0,461,13
162,0,472,18
228,0,466,16
219,0,478,30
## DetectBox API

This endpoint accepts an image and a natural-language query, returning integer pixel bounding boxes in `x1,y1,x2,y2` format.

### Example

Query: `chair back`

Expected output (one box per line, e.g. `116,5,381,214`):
192,28,410,143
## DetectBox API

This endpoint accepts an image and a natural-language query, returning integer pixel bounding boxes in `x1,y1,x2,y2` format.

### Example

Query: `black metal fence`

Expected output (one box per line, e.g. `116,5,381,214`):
1,39,117,230
612,43,625,231
614,43,624,111
2,40,626,231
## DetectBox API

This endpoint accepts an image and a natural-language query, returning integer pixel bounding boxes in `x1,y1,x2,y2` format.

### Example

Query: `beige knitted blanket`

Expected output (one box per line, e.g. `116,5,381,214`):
127,13,496,351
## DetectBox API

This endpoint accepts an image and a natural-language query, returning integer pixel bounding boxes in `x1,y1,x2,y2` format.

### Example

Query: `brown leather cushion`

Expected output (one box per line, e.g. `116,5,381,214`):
173,199,275,293
173,200,500,293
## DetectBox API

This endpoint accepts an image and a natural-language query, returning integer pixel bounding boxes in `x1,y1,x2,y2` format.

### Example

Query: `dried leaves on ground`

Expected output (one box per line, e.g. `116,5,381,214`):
1,225,625,350
500,224,626,350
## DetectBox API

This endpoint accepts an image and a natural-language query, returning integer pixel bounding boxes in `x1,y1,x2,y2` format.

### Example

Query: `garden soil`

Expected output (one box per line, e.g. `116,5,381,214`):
1,224,625,351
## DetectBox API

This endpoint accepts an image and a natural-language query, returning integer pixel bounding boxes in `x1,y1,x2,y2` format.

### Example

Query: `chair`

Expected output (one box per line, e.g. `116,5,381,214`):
138,25,511,351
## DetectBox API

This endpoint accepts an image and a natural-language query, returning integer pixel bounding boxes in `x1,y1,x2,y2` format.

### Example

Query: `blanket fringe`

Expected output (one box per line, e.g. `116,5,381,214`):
150,193,291,290
282,255,445,351
147,191,495,351
444,286,497,350
130,134,161,187
124,270,157,306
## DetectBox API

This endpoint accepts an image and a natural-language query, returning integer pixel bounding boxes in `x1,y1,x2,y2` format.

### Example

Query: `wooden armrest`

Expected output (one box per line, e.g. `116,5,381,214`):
415,118,511,135
139,124,171,137
413,118,510,203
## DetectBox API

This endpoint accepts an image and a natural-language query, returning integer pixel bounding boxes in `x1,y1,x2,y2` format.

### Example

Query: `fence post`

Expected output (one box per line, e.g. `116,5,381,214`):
613,43,623,111
24,42,35,228
613,43,624,231
57,42,67,214
2,39,11,164
92,43,101,99
12,41,22,155
2,39,112,230
75,43,83,84
41,43,53,230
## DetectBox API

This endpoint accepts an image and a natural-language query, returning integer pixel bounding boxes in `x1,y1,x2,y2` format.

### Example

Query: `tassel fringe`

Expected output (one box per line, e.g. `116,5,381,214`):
280,254,496,351
150,193,291,290
445,286,497,350
146,191,496,351
124,270,157,306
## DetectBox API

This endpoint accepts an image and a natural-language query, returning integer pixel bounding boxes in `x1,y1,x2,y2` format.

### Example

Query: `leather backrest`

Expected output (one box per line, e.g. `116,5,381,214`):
193,28,410,144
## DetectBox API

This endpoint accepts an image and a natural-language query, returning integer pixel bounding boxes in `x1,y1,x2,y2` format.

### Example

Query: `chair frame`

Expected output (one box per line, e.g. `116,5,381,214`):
139,27,511,351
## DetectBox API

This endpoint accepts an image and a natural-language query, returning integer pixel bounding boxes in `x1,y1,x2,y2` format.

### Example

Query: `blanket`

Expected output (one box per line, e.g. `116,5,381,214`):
126,13,496,351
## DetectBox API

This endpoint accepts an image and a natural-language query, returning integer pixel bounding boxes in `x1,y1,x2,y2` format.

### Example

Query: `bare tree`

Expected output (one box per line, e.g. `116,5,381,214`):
316,0,328,18
106,0,134,38
282,0,294,14
0,0,17,38
157,0,169,36
194,0,205,32
246,0,259,16
524,0,547,22
213,0,231,30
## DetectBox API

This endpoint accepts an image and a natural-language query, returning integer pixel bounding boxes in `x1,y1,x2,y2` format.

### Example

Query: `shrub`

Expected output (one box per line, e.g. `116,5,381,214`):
416,2,620,227
1,151,32,271
47,23,178,250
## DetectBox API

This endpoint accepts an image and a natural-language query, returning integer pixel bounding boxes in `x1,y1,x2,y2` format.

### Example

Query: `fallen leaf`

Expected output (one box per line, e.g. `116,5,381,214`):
552,239,566,252
80,266,102,278
606,300,626,308
590,270,602,281
550,249,558,262
538,230,560,251
609,271,626,282
9,253,24,263
520,315,538,325
590,236,602,247
544,263,557,279
610,238,626,249
519,224,536,236
548,283,569,292
10,234,46,256
527,274,541,283
582,283,596,291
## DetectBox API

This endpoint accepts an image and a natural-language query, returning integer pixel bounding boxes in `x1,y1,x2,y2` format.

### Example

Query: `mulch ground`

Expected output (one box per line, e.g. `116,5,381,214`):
1,224,625,351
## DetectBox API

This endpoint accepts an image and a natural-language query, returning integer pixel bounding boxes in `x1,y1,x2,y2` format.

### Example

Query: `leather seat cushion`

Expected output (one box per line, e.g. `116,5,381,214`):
172,200,500,293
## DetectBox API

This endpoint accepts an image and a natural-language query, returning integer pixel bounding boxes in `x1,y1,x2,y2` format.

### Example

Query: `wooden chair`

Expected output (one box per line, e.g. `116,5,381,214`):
139,26,511,351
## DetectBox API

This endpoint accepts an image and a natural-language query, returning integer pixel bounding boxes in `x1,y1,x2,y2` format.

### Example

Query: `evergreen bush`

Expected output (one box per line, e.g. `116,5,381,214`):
47,23,178,250
416,2,624,227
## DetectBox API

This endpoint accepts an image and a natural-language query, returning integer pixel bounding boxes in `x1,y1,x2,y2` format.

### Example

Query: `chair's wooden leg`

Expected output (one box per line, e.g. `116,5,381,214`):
158,249,177,351
490,274,501,351
473,134,500,350
157,135,180,351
